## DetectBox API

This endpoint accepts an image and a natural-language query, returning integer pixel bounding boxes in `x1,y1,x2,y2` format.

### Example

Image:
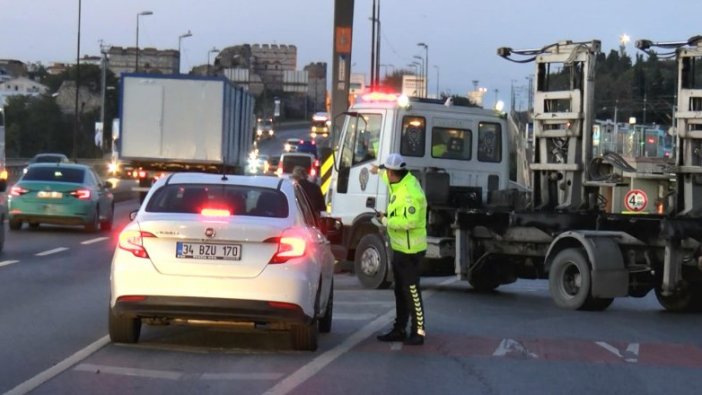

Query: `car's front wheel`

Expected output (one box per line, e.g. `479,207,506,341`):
108,307,141,344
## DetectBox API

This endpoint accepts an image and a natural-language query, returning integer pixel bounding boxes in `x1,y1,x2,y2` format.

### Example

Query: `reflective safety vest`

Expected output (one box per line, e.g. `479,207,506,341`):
382,171,427,254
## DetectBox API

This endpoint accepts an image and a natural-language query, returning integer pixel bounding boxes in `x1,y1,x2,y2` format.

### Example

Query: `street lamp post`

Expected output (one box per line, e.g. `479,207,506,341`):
73,0,82,161
135,10,153,72
413,55,424,97
178,30,193,74
433,65,440,98
409,62,421,96
207,47,220,76
417,42,428,97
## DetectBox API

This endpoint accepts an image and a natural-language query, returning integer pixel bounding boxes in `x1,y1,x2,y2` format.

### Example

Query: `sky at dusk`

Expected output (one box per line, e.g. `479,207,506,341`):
1,0,699,108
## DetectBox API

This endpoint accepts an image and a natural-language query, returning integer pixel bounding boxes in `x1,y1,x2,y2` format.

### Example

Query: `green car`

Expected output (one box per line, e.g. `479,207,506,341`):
8,163,115,232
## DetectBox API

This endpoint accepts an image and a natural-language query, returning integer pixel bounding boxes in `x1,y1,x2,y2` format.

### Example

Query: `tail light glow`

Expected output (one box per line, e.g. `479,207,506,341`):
118,230,156,258
10,186,28,196
70,189,91,199
138,170,147,178
201,207,231,217
270,230,308,264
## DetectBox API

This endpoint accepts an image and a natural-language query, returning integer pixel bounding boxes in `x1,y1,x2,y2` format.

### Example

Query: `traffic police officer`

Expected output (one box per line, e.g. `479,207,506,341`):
372,153,428,346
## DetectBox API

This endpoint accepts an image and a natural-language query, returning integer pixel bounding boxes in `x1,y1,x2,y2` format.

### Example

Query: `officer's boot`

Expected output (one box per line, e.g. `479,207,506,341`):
376,321,407,342
403,283,425,346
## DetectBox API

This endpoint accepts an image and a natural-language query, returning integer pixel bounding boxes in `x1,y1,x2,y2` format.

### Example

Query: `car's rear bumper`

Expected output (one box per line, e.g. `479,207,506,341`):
113,295,311,325
9,213,89,225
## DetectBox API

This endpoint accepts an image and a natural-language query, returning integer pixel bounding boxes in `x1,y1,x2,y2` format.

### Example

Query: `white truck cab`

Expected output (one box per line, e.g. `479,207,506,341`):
327,92,510,288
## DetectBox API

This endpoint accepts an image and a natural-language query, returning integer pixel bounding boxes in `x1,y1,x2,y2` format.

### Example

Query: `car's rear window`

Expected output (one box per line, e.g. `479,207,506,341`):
145,184,289,218
23,167,84,183
281,156,312,173
33,155,65,163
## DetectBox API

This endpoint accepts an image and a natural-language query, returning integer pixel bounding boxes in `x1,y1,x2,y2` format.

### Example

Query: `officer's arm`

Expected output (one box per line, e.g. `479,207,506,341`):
387,194,423,231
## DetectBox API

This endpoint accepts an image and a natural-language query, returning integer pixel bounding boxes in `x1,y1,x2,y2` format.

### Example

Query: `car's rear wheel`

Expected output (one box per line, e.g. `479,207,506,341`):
100,203,114,231
108,307,141,343
85,208,99,232
291,321,318,351
9,219,22,231
319,280,334,333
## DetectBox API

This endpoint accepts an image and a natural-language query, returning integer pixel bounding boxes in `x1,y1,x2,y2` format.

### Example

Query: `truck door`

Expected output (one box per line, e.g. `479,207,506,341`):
333,112,384,224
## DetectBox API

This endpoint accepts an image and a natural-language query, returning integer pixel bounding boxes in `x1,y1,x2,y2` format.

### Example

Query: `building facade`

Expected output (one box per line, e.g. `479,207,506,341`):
106,47,178,76
0,76,48,106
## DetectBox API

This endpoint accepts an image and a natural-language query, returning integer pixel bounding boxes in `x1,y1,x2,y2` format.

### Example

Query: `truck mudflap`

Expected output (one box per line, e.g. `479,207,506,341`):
546,231,635,298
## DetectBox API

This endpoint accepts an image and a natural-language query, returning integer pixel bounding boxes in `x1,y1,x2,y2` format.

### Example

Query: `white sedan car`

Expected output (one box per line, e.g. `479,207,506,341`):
109,173,340,351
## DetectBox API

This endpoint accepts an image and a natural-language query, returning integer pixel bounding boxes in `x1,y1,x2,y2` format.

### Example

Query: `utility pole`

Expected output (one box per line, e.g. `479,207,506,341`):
370,0,376,89
330,0,355,147
73,0,82,161
100,41,109,151
375,0,381,88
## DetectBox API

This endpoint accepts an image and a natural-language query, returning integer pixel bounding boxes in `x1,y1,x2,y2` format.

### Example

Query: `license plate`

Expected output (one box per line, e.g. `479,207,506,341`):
176,242,241,261
37,191,63,198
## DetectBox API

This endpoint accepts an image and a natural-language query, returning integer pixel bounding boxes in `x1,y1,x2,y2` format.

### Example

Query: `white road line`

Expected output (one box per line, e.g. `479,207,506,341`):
262,277,457,395
0,260,19,267
74,363,182,380
595,341,639,363
5,335,109,395
81,237,109,245
390,343,403,351
493,338,539,359
35,247,69,257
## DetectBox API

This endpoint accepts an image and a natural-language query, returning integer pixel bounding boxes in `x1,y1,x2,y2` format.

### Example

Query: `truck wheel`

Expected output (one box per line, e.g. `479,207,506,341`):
468,269,500,292
290,321,319,351
108,307,141,343
9,219,21,231
354,234,391,289
655,282,702,312
549,248,613,311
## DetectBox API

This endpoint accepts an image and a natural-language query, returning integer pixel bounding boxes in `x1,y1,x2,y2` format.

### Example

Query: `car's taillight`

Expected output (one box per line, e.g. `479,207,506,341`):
10,186,28,196
70,189,91,199
270,230,307,264
138,170,147,179
118,230,156,258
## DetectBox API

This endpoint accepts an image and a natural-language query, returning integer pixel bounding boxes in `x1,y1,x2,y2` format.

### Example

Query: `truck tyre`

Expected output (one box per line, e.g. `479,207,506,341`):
549,248,613,311
655,282,702,312
291,321,319,351
108,307,141,344
354,233,391,289
318,281,333,333
468,271,500,292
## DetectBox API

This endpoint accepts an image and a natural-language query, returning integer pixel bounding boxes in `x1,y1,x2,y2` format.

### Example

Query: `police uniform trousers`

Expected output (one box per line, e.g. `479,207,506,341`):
391,250,426,336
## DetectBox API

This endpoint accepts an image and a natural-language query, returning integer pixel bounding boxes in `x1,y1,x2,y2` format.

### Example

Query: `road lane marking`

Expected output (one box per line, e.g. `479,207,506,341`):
493,338,539,359
74,363,181,380
35,247,69,256
390,343,403,351
5,335,109,395
596,341,639,363
262,277,457,395
0,260,19,267
81,237,109,245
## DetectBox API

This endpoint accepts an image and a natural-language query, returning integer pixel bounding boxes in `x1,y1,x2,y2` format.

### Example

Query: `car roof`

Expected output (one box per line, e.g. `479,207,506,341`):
26,162,90,170
158,173,287,189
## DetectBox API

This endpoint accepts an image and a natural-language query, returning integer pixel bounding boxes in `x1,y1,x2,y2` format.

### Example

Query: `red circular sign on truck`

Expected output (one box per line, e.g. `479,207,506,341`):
624,189,648,212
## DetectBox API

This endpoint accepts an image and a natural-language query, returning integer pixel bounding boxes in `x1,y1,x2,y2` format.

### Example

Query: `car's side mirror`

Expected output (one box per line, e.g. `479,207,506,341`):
319,217,343,244
0,179,6,193
129,210,138,221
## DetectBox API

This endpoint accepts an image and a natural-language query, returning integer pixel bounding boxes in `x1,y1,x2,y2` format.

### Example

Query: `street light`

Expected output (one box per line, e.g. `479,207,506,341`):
409,62,420,96
135,10,153,72
178,30,193,74
207,47,220,76
73,0,82,161
417,42,428,97
433,65,440,98
413,55,424,97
